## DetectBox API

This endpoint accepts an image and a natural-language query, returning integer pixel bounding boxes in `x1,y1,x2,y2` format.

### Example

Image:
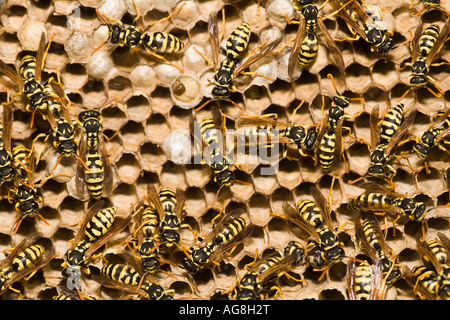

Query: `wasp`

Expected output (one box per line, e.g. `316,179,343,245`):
415,232,450,300
7,144,70,235
348,183,429,232
411,108,450,170
0,103,15,184
93,0,185,71
145,184,194,254
190,107,252,204
61,200,131,281
316,73,363,173
233,243,307,300
53,284,98,300
195,10,282,111
0,33,62,127
235,101,319,161
181,209,253,275
346,258,389,300
410,0,450,16
0,232,55,296
93,252,174,300
355,105,416,186
398,21,450,101
75,109,113,201
403,264,439,300
353,212,402,286
130,201,162,274
329,0,395,55
272,185,345,280
286,0,345,78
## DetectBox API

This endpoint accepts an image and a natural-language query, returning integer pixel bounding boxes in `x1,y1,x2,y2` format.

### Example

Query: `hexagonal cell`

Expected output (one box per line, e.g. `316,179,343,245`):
145,112,171,144
115,152,141,185
139,142,167,173
125,94,151,122
119,120,146,153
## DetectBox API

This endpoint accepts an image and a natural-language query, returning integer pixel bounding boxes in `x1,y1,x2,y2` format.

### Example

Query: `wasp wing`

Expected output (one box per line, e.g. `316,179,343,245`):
208,12,221,71
34,32,48,82
318,17,345,73
288,17,306,79
2,103,13,153
384,108,416,156
370,104,380,152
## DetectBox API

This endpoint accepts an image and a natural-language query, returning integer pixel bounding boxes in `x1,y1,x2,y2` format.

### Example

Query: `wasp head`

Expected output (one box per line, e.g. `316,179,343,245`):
412,142,429,157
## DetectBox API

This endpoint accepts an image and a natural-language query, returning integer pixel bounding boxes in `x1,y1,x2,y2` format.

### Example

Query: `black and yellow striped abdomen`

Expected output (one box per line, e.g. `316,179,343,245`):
348,193,392,211
84,206,117,242
18,55,37,80
213,216,246,246
143,32,185,54
226,22,251,59
353,261,375,300
296,199,325,229
101,263,141,287
297,32,319,69
412,265,439,298
318,129,336,171
418,24,440,58
10,244,44,273
379,103,404,144
85,151,104,200
66,239,92,267
425,239,448,265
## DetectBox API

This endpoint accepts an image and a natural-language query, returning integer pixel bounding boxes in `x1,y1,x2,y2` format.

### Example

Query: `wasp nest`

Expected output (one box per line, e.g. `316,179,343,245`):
0,0,449,301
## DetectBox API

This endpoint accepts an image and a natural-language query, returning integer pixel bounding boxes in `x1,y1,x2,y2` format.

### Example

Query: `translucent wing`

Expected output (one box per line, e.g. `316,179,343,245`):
0,60,24,89
281,201,319,241
370,104,380,152
233,37,283,77
69,201,105,251
175,188,186,221
288,17,306,78
416,234,443,273
75,130,87,198
146,184,165,220
2,103,13,152
318,17,345,73
410,21,424,63
384,108,416,156
34,32,47,82
0,232,42,270
309,185,334,230
99,132,113,196
208,12,221,71
329,0,366,41
425,21,450,66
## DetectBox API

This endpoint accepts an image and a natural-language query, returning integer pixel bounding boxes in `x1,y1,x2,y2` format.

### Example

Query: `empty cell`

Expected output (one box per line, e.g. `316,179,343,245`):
243,85,271,114
61,63,88,90
160,161,187,189
101,105,127,132
125,95,151,122
109,182,138,216
115,153,141,184
372,60,400,92
252,166,279,196
266,216,291,247
270,187,294,215
1,5,27,33
294,71,320,103
41,179,68,209
276,158,301,190
184,163,211,188
346,141,371,176
119,120,146,152
248,193,271,227
150,86,175,114
139,142,167,173
268,79,295,107
146,113,171,144
343,63,372,94
81,79,108,107
416,167,446,198
110,46,140,71
184,187,207,219
35,206,60,237
318,288,346,300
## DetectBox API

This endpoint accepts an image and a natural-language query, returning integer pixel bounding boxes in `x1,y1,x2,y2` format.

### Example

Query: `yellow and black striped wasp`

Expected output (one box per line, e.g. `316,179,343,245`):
286,0,345,78
415,232,450,299
329,0,395,55
315,73,363,173
8,143,71,235
128,200,162,275
272,185,346,280
181,208,254,275
235,101,319,161
410,0,450,16
92,0,185,71
53,283,98,300
353,211,403,287
348,182,430,235
195,9,282,111
0,32,63,128
346,258,389,300
403,264,439,300
190,106,252,204
398,20,450,101
92,251,174,300
355,105,417,186
61,200,131,282
146,184,196,258
411,108,450,171
75,108,114,201
0,232,55,296
232,243,307,300
0,102,15,185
